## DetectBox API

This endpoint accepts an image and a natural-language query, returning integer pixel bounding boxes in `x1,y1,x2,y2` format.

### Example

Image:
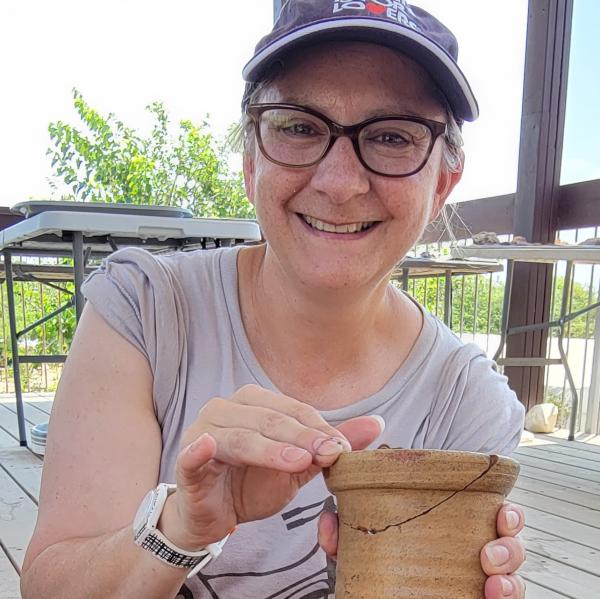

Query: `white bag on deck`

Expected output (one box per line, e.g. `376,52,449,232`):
524,403,558,433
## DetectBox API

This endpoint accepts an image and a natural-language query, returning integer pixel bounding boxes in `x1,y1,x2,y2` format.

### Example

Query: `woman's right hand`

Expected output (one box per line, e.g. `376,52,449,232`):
158,384,383,550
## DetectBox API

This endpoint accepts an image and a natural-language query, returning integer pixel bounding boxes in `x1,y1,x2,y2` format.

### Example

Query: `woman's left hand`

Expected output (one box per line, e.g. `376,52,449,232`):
480,503,526,598
318,502,526,599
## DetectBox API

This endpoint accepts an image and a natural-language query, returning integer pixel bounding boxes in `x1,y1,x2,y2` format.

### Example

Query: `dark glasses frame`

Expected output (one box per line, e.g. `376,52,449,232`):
246,103,448,178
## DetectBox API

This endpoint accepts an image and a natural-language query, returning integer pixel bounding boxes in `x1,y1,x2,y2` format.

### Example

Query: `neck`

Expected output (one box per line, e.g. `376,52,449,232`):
237,245,421,408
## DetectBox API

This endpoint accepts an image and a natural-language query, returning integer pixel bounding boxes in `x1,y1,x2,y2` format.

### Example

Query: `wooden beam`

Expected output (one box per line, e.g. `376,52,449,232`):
506,0,574,411
557,179,600,230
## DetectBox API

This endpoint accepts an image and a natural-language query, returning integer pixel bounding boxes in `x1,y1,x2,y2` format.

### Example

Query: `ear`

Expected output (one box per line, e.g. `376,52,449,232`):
243,150,256,206
429,159,463,222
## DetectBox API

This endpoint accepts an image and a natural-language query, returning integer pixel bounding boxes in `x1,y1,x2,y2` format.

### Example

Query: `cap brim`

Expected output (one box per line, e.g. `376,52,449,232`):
242,18,479,122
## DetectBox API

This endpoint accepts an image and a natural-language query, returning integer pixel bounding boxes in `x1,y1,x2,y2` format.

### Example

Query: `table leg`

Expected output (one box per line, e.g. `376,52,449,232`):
443,271,452,327
72,231,85,321
3,251,27,446
560,261,580,441
401,268,409,292
493,259,514,363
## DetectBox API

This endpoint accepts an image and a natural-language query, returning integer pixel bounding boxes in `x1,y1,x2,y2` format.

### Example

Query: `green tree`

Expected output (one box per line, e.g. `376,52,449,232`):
46,89,254,219
408,274,596,339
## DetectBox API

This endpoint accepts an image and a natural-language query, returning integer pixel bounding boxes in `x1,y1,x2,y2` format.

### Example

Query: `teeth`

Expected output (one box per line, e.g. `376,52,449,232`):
302,215,375,234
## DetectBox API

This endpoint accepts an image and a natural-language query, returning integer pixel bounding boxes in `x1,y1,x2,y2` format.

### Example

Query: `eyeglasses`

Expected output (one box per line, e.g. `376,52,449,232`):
246,103,447,178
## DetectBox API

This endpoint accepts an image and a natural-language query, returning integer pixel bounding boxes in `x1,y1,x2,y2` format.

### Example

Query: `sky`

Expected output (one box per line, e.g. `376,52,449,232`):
0,0,597,208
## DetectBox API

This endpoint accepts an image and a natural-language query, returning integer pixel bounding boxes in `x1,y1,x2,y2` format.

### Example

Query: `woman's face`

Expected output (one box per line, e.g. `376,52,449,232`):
244,41,462,292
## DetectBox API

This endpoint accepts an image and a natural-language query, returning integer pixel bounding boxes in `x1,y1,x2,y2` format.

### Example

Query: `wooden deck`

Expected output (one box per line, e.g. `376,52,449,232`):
1,394,599,599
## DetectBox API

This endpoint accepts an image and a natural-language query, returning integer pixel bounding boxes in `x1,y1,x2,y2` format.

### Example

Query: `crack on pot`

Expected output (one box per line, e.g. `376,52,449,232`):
343,454,500,536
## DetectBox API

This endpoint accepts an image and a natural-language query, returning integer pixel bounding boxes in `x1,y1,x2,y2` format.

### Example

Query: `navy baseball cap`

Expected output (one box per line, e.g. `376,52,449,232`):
243,0,478,121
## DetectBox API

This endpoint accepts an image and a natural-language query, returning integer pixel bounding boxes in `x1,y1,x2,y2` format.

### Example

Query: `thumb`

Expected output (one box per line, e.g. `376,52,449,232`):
335,415,385,450
176,433,223,489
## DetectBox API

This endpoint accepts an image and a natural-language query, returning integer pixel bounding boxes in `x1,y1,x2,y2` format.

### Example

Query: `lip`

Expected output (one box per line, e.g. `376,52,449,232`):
295,212,382,240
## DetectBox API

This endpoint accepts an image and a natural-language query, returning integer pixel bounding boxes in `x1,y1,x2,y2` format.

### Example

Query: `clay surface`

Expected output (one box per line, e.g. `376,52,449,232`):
324,449,520,599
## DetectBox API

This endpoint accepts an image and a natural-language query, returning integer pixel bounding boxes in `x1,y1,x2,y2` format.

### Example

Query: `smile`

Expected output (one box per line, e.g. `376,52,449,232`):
299,214,378,234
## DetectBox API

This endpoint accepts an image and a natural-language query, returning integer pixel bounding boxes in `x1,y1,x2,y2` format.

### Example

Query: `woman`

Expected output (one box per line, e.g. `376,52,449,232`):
22,2,526,598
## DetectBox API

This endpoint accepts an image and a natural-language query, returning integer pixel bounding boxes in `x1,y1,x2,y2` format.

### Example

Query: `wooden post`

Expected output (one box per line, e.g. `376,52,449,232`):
506,0,574,411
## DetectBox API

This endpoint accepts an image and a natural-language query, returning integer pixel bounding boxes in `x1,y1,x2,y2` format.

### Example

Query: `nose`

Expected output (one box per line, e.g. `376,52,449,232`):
310,136,370,204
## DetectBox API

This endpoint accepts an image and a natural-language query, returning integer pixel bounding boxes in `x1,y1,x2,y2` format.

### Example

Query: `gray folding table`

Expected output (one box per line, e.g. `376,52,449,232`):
0,201,261,446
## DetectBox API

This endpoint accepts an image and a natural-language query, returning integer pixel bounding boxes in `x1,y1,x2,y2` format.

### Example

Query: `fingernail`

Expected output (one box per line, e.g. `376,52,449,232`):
370,415,386,433
314,438,346,456
500,576,513,596
506,509,520,531
485,543,510,567
282,446,310,462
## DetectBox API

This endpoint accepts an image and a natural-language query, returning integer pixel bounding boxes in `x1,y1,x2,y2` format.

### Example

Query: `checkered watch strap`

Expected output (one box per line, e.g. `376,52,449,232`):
140,532,208,569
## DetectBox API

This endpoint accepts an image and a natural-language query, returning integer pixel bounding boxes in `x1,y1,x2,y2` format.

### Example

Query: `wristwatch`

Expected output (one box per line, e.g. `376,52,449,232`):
133,483,230,578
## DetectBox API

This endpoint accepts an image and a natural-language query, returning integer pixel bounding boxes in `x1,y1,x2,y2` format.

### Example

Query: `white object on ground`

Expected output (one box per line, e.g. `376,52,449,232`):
524,403,558,433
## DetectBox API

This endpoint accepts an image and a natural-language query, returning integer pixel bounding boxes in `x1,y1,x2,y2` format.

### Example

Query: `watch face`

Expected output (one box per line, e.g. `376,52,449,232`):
133,489,156,534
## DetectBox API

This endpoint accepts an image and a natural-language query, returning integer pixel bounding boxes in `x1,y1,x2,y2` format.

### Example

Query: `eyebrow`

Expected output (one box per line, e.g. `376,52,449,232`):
276,97,428,120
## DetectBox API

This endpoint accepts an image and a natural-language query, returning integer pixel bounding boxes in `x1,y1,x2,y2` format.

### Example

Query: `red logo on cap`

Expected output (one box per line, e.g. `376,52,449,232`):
366,2,386,14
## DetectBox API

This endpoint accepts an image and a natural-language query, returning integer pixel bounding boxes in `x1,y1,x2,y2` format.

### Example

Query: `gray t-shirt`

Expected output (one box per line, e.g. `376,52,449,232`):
82,245,524,599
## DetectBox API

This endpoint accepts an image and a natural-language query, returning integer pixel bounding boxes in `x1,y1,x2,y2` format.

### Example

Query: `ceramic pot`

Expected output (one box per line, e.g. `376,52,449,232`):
324,448,520,598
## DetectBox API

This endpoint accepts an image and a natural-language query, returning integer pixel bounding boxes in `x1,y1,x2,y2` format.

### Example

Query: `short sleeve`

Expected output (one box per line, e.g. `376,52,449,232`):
81,247,190,424
424,345,525,456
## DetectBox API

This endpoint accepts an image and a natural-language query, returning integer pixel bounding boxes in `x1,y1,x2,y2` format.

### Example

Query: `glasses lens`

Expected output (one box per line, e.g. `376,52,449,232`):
359,119,433,175
257,108,330,166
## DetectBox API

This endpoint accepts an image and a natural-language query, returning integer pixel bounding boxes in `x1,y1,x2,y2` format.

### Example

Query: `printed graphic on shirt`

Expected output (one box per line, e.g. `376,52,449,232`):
177,496,337,598
332,0,420,30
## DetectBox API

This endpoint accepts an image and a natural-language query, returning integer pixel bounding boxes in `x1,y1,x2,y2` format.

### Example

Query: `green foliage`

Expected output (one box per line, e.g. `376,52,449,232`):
407,274,596,338
407,275,505,334
0,276,75,392
46,89,255,218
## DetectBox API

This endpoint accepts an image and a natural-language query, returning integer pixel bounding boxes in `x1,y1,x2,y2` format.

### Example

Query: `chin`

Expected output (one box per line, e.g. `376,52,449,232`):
293,258,391,292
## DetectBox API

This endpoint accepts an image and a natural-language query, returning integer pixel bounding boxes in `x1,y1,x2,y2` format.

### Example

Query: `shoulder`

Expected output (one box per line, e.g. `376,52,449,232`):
83,245,238,298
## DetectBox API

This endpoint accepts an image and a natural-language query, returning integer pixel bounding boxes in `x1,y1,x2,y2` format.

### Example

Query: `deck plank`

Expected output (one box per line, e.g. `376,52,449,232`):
524,441,600,462
523,579,574,599
512,503,600,550
1,400,50,428
518,464,600,495
0,465,38,572
0,404,31,447
521,551,600,598
510,488,600,528
0,546,21,599
515,474,600,509
513,452,600,483
515,446,600,474
537,431,600,451
0,446,42,503
520,527,600,576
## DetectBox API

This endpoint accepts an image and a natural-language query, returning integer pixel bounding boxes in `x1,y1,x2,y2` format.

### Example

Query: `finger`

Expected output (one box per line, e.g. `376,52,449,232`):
497,503,525,537
232,385,351,446
317,511,338,560
480,537,526,576
336,415,385,450
484,574,526,599
199,399,351,466
207,427,316,472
